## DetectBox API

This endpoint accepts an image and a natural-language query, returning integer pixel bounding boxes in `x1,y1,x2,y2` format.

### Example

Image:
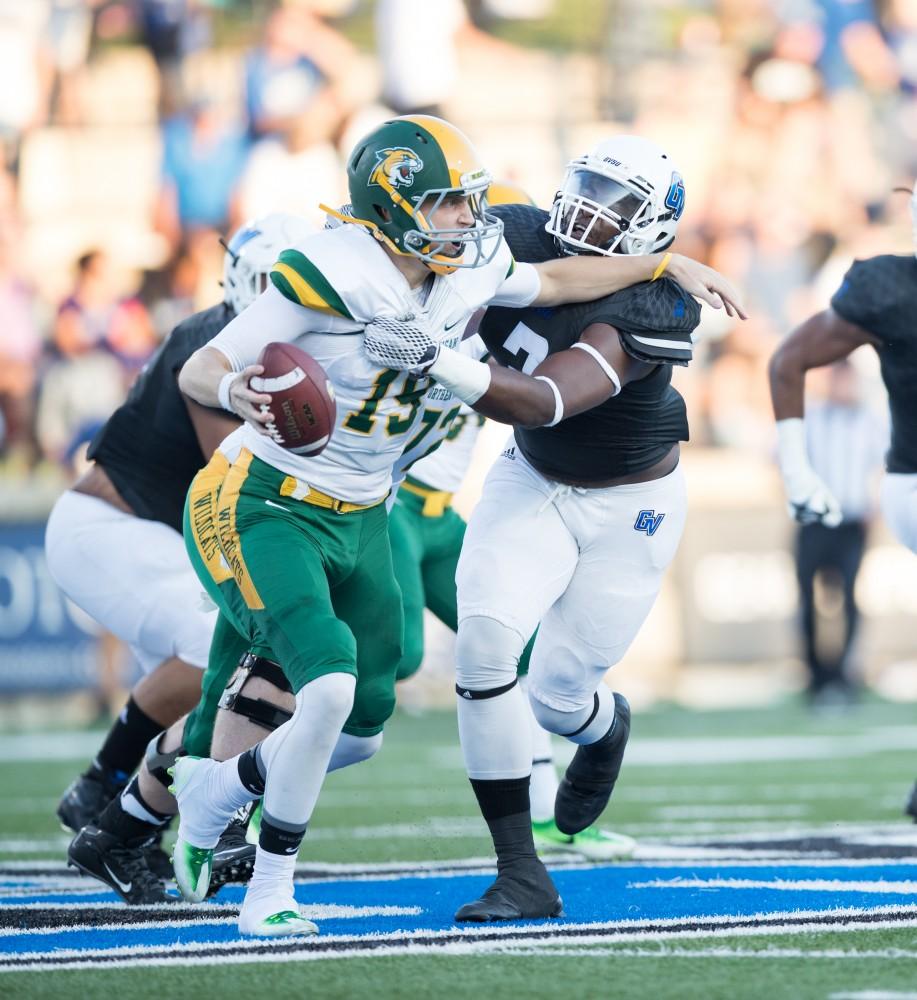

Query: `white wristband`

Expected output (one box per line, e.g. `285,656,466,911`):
534,375,564,426
776,417,812,492
428,347,492,405
217,371,238,413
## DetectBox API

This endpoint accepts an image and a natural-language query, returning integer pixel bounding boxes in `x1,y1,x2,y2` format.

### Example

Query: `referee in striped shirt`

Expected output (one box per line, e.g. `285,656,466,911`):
795,360,886,705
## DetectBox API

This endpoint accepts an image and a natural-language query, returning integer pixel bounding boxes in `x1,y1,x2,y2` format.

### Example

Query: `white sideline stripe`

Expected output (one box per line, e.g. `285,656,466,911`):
7,817,917,856
0,904,422,938
0,838,70,854
9,725,917,764
831,994,917,999
506,946,917,960
631,877,917,894
4,840,917,882
652,804,811,819
616,783,908,803
5,908,917,972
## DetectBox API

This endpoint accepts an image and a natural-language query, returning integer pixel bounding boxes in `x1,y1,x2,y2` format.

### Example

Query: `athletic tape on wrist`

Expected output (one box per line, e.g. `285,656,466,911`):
428,347,491,405
217,371,238,413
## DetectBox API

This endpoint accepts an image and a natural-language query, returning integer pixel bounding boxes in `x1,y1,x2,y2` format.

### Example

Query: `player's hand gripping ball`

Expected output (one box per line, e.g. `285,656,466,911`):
250,342,336,455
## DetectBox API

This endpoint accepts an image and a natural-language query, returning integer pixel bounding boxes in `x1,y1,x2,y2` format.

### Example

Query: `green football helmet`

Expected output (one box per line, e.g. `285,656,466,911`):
341,115,503,274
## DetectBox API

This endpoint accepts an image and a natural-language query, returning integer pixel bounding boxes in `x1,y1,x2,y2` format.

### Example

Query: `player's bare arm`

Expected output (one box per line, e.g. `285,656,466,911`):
769,308,878,419
769,309,878,528
471,323,651,428
533,252,747,318
179,346,271,429
181,394,242,460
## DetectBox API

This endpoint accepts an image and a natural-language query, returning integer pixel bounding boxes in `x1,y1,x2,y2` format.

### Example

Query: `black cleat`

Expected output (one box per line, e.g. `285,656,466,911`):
906,781,917,822
555,693,630,836
68,824,175,905
142,828,174,881
57,770,124,833
455,858,563,922
207,815,256,898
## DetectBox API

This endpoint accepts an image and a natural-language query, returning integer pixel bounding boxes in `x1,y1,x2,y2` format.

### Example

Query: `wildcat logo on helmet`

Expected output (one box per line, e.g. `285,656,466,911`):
370,148,424,190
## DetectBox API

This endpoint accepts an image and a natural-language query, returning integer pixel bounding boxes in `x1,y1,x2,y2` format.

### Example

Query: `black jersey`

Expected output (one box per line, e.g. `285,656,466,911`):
830,255,917,474
481,204,699,483
87,302,236,532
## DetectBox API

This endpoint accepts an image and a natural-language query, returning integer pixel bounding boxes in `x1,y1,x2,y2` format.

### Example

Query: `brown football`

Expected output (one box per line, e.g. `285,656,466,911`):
250,342,336,456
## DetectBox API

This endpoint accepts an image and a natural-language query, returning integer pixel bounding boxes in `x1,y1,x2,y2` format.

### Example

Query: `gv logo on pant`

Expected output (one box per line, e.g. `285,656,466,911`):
634,509,665,536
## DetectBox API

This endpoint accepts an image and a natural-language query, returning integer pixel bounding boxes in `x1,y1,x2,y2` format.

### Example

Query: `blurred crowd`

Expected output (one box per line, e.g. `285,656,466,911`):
0,0,913,478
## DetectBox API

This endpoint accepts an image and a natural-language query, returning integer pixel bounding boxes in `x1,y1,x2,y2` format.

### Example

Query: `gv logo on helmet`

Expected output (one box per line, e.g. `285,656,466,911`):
664,172,686,220
370,147,424,190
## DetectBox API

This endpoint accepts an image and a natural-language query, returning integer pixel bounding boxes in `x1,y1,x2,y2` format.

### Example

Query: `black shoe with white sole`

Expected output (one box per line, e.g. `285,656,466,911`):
68,824,175,905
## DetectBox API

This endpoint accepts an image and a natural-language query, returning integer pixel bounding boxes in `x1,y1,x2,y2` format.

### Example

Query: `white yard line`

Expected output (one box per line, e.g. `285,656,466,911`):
7,726,917,765
630,877,917,893
505,945,917,960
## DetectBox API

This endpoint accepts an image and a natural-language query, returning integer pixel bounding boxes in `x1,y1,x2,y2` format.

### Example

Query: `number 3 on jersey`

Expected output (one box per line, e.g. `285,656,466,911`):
502,323,549,374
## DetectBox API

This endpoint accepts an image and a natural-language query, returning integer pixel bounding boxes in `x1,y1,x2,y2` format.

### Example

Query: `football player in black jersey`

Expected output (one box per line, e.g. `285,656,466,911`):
363,135,745,920
48,214,312,902
769,183,917,819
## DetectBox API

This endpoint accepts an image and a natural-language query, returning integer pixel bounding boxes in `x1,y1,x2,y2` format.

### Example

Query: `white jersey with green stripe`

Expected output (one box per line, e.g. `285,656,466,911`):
403,405,486,494
208,222,522,504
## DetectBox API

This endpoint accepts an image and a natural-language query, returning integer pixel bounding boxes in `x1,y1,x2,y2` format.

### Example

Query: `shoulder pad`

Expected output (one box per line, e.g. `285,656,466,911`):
491,204,555,264
830,255,912,335
270,248,354,320
584,277,699,366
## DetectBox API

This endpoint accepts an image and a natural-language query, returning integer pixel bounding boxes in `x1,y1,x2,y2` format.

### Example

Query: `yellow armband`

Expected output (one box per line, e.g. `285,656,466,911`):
651,252,672,282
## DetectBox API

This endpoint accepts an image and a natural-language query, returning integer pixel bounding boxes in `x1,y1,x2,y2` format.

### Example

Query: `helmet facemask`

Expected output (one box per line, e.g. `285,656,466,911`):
402,176,503,273
547,148,684,257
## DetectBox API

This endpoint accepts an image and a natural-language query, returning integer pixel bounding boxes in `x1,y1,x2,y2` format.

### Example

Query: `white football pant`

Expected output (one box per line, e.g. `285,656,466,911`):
457,441,686,714
880,473,917,554
45,490,215,674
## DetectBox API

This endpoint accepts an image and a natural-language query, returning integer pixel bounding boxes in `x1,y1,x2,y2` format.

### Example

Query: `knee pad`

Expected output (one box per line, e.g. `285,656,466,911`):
145,731,185,790
218,653,294,732
455,615,526,693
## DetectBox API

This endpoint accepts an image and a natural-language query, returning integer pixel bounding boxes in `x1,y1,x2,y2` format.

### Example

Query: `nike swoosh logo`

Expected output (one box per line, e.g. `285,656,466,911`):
264,500,291,512
103,862,132,895
444,317,466,331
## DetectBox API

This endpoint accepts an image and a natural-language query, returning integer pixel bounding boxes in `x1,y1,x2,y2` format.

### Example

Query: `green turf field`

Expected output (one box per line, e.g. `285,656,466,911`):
3,695,917,999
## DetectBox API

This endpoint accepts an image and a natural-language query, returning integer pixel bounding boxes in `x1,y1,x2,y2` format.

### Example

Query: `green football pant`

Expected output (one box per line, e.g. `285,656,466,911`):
388,478,533,681
184,448,403,742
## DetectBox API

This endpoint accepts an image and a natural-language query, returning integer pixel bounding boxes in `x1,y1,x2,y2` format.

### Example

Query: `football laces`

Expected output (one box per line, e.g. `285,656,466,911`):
259,403,285,445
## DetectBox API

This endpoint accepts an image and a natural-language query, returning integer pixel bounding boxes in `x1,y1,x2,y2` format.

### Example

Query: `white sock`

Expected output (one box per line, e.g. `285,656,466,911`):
457,683,532,780
238,847,301,931
530,760,559,823
519,676,558,822
246,845,298,901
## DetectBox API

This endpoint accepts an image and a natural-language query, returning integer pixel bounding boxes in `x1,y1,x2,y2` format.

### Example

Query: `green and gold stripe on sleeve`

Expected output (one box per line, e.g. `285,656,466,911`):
270,249,354,320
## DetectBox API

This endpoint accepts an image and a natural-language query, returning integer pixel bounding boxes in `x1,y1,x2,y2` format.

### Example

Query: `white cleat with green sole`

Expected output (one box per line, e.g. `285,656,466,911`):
168,756,225,903
532,819,636,861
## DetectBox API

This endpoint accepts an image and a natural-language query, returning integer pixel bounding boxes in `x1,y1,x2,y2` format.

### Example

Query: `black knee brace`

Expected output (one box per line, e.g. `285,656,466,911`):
145,732,185,790
218,653,294,732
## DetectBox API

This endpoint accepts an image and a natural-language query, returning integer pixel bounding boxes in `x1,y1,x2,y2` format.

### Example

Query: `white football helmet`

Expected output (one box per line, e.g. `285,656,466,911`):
222,213,314,314
546,135,685,257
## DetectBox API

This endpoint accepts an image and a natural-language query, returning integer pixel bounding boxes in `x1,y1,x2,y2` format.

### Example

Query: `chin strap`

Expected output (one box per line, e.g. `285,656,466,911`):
319,202,458,274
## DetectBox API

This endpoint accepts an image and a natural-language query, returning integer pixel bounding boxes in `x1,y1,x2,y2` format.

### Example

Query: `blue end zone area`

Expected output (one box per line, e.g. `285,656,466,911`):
4,861,917,968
